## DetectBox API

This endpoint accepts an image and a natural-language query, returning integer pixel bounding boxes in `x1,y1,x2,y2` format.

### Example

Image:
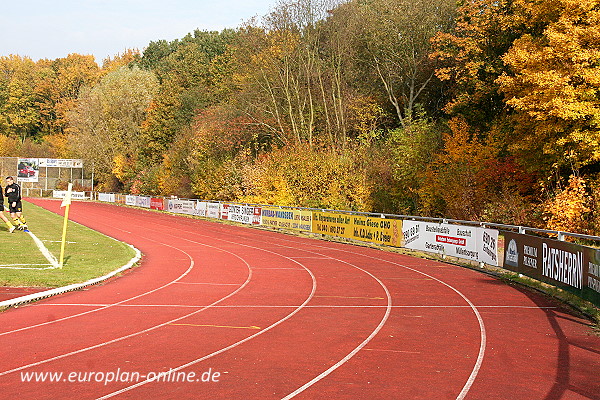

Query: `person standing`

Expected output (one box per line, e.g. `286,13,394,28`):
0,185,16,233
5,176,27,230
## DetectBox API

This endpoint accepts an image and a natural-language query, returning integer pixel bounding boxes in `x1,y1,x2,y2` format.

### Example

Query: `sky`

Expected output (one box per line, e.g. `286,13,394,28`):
0,0,277,63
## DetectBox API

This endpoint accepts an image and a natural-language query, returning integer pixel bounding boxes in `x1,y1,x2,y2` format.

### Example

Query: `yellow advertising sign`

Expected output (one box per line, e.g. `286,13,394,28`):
312,211,402,247
261,207,312,231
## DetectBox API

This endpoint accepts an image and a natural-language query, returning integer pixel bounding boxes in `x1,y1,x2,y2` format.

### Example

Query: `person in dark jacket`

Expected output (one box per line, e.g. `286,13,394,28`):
5,176,27,230
0,186,16,233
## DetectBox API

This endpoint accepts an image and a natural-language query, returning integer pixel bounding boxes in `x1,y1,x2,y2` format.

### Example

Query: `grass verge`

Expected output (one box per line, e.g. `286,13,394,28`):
0,201,137,288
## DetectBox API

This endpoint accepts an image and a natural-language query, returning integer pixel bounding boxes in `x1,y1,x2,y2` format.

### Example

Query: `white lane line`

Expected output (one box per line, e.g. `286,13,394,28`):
96,249,318,399
281,253,392,400
0,246,251,378
0,240,190,337
263,235,488,400
35,303,557,310
0,264,54,270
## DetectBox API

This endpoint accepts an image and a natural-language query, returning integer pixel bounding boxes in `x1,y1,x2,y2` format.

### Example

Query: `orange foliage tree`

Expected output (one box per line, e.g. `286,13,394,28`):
419,118,532,221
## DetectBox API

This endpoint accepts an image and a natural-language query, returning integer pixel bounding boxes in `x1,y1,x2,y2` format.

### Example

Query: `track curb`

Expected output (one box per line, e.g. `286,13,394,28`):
0,244,141,311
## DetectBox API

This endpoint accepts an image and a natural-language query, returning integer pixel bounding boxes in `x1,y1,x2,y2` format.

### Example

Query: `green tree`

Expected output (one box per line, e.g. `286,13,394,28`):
340,0,456,127
138,30,237,161
388,115,443,214
68,66,159,190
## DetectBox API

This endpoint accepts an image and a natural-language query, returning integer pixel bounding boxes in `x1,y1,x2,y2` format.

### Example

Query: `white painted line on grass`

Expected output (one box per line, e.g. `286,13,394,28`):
26,230,60,269
0,244,141,310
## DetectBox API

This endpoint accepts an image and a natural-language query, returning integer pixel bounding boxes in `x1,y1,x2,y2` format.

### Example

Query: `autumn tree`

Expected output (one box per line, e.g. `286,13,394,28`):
342,0,456,127
35,54,100,138
543,175,591,234
497,0,600,172
239,144,374,211
431,0,523,131
68,66,159,190
101,49,140,75
419,118,509,219
138,29,237,161
0,55,40,141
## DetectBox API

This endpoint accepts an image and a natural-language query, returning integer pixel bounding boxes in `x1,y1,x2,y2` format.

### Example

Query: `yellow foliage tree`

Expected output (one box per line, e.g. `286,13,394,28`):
498,0,600,167
238,144,373,211
543,175,591,233
0,135,19,156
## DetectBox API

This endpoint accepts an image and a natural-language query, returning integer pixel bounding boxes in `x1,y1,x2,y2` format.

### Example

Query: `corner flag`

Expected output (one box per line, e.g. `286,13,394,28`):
61,183,72,208
59,183,73,268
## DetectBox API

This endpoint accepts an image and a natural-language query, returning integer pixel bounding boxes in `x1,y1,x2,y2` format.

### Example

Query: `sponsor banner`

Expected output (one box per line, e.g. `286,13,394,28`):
53,190,87,200
503,232,600,306
125,195,137,206
312,211,402,247
220,203,230,220
150,197,165,210
402,221,498,265
196,201,207,217
261,207,312,231
350,214,402,247
114,194,126,204
312,212,353,238
135,196,151,208
227,204,262,225
479,228,499,266
207,202,220,219
587,250,600,306
17,158,40,182
167,199,196,215
39,158,83,168
98,193,116,203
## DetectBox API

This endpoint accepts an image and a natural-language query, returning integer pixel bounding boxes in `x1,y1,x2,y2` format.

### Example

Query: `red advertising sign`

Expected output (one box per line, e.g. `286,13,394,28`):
150,197,165,210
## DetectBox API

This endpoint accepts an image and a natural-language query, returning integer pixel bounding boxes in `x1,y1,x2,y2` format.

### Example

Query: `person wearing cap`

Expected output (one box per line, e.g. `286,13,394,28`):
5,176,27,230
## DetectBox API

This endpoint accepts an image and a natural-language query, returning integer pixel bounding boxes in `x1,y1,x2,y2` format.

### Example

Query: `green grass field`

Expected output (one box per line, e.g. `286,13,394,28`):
0,201,138,288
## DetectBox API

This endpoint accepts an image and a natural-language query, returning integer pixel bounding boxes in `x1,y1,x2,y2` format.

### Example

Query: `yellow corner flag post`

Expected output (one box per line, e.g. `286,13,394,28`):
59,183,73,269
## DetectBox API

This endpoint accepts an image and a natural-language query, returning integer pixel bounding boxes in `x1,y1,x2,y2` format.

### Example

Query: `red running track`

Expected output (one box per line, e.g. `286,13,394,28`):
0,199,598,399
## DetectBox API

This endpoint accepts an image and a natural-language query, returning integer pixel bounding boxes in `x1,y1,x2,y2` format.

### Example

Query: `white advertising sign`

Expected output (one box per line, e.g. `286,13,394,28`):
98,193,116,203
227,204,262,225
479,228,499,266
126,195,137,206
53,190,86,200
39,159,83,168
135,196,151,208
403,221,499,265
196,201,207,217
167,199,197,215
207,202,220,219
